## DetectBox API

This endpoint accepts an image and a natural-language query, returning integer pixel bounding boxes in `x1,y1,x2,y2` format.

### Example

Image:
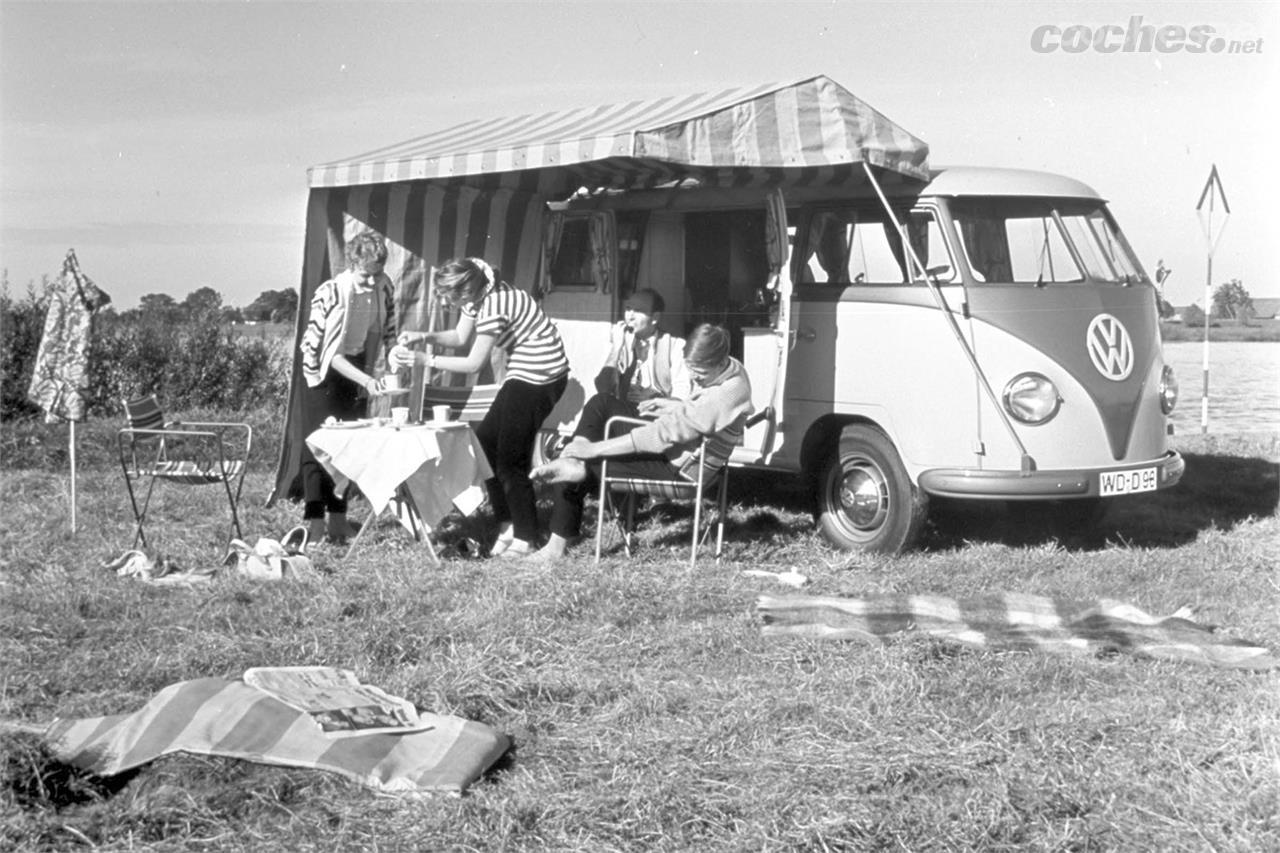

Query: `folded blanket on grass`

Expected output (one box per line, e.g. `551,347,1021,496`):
43,678,510,794
758,593,1279,670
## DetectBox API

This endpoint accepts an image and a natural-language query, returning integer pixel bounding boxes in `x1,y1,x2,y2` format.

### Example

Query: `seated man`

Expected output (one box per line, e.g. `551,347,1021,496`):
594,288,691,407
529,323,752,563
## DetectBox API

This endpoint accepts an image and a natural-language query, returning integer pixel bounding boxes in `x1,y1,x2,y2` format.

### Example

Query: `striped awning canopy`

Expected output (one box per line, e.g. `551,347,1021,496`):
309,75,930,194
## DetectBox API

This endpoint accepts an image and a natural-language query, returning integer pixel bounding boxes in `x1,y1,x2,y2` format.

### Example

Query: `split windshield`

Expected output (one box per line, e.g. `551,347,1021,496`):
949,198,1146,286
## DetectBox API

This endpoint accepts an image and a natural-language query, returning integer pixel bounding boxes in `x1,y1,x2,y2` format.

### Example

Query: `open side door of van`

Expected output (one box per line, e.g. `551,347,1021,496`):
734,188,791,466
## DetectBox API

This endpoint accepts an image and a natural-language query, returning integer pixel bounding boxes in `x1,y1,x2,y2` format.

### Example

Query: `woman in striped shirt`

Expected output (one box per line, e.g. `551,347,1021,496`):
391,258,569,558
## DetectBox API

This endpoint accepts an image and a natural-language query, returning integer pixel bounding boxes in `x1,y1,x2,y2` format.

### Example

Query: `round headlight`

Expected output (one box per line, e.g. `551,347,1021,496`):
1159,364,1179,414
1003,372,1062,425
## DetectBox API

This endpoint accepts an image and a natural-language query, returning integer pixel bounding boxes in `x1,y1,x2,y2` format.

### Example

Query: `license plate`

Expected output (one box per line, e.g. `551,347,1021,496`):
1099,466,1158,497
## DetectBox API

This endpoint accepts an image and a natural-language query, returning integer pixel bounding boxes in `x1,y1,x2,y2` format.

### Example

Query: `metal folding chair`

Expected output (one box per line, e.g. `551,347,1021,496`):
117,395,251,548
593,416,734,568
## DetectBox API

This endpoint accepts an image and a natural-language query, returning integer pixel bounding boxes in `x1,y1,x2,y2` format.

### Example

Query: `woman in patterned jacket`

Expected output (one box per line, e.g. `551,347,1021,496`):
299,231,397,543
391,258,569,559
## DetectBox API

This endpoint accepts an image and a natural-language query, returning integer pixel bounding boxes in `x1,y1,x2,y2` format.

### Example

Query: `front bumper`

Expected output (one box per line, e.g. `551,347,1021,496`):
918,451,1185,500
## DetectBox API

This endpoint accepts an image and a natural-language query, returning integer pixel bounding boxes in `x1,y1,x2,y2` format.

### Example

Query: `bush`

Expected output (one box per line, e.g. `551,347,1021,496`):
1182,303,1207,328
0,282,48,420
1,295,291,422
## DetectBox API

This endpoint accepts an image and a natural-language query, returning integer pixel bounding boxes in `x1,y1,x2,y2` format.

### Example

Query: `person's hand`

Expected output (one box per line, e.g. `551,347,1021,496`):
388,344,418,370
638,397,678,417
364,376,386,397
397,331,427,346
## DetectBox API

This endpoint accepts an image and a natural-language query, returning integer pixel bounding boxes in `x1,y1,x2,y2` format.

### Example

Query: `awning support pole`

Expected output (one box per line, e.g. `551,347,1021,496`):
70,420,78,533
861,162,1035,475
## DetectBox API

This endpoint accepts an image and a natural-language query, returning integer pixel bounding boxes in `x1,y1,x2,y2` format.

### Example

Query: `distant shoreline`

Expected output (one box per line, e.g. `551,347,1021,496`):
1160,320,1280,343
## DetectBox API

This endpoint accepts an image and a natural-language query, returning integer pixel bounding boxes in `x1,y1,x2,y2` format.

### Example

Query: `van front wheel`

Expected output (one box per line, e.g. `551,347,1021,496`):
816,426,928,554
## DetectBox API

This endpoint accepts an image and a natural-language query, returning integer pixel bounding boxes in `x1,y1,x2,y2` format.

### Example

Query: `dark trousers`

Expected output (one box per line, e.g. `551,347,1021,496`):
473,376,567,542
299,367,365,519
549,392,679,539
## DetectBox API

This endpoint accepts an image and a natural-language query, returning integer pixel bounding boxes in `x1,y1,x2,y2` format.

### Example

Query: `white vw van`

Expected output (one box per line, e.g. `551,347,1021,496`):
541,166,1184,552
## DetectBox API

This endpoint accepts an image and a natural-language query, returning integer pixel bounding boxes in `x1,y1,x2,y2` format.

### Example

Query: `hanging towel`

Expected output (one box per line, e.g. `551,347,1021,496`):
27,249,111,423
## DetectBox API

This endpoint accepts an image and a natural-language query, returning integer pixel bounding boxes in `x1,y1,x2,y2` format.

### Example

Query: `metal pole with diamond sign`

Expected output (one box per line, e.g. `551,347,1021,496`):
1195,165,1230,435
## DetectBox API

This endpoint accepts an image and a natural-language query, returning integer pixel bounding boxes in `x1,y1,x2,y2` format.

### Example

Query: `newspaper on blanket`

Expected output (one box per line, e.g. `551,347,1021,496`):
242,666,431,737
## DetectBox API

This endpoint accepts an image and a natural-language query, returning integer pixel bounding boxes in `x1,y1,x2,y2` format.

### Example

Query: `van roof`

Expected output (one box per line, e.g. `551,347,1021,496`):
922,167,1103,200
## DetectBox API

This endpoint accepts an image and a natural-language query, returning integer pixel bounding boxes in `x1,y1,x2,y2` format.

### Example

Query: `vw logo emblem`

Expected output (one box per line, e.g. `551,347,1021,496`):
1086,314,1134,381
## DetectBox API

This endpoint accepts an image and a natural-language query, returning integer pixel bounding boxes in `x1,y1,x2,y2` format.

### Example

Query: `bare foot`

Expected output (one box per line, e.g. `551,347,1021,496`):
526,535,569,564
530,457,588,484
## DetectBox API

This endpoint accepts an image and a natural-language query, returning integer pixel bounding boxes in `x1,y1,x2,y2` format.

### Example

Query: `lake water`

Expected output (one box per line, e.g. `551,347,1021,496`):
1161,341,1280,434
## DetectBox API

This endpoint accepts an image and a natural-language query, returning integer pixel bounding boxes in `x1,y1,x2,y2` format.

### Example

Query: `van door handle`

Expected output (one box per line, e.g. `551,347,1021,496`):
795,327,817,342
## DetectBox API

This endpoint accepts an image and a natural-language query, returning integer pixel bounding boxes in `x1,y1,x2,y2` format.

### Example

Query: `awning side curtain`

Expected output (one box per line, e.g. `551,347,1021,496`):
268,184,546,505
634,76,929,181
328,183,547,310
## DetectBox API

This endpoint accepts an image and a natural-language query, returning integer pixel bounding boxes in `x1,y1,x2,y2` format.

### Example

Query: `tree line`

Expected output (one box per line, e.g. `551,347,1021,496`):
127,286,298,325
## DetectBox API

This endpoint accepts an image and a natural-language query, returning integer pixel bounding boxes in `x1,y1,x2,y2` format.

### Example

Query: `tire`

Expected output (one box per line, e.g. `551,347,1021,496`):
816,425,928,554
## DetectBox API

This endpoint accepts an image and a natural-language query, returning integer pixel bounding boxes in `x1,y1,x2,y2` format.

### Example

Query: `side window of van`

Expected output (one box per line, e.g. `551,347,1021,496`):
797,208,953,285
548,217,596,289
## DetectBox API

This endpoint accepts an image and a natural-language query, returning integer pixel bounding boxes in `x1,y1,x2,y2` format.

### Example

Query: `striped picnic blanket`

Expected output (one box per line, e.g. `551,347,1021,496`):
43,678,510,794
758,593,1279,670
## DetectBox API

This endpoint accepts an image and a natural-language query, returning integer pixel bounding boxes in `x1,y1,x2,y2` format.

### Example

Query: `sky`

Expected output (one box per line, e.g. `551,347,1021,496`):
1,0,1276,311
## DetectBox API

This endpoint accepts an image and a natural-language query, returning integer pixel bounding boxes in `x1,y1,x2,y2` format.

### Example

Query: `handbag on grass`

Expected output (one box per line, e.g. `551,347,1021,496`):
225,526,315,580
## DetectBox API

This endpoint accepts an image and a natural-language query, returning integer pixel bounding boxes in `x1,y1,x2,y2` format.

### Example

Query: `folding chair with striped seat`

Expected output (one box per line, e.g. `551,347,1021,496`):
117,395,252,548
593,415,738,568
416,383,499,425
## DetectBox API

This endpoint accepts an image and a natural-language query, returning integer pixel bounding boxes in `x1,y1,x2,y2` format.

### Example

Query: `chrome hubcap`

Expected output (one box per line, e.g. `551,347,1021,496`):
838,462,889,532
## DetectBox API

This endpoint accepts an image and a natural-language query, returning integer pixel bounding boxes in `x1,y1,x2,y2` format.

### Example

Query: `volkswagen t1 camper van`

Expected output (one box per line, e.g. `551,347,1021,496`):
541,166,1184,552
274,76,1183,553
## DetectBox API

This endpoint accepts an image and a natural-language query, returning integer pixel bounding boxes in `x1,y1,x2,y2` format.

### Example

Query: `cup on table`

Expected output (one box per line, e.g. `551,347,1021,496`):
431,404,452,424
391,406,410,427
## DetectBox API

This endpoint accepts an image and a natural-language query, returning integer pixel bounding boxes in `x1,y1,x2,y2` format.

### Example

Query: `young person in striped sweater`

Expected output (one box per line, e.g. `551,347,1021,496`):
528,323,753,564
390,258,569,559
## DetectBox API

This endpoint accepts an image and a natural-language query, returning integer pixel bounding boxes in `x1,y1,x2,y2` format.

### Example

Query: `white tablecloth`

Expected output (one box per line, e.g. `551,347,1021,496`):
306,422,491,532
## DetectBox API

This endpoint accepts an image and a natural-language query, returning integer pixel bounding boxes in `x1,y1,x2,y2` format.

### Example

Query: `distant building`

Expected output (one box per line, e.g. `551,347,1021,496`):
1251,298,1280,320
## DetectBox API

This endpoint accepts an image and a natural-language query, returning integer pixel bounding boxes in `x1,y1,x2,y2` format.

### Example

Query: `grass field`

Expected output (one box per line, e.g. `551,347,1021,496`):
1,411,1277,852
